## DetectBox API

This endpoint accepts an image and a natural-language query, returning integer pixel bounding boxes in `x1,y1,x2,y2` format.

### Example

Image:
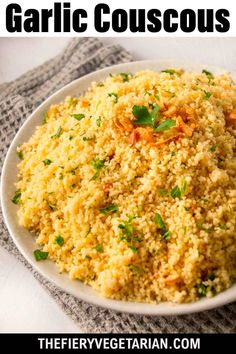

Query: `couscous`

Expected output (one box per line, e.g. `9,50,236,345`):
13,69,236,303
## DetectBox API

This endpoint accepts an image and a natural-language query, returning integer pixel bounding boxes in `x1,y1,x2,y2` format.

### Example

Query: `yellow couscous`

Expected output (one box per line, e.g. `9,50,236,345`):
14,69,236,303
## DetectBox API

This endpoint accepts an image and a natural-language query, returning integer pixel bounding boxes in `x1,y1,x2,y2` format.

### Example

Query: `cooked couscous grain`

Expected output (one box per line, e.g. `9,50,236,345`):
14,69,236,303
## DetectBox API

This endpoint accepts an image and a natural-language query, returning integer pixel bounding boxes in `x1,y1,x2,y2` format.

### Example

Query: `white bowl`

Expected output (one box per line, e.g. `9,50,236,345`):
1,60,236,315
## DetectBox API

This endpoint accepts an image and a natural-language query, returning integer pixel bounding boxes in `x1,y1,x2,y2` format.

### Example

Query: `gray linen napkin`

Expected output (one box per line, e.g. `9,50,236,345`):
0,38,235,333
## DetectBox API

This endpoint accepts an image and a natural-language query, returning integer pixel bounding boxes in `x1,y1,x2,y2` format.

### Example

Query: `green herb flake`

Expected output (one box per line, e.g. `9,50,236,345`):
16,150,23,160
154,213,172,241
202,69,214,80
161,69,176,75
55,235,64,246
108,92,118,103
42,113,48,125
51,126,62,138
171,185,181,199
85,255,92,260
34,249,48,261
90,158,105,180
197,283,207,297
209,145,216,152
43,159,52,165
129,264,142,274
133,104,160,128
197,223,215,234
99,204,119,215
71,184,77,189
155,119,176,132
202,90,212,100
161,230,172,241
144,91,152,96
11,189,21,205
97,82,104,87
96,116,102,127
128,245,138,253
47,201,57,211
159,189,169,197
85,227,91,237
120,72,132,82
71,113,85,121
83,136,94,141
94,244,103,253
118,216,142,249
184,226,187,235
184,207,189,211
218,224,228,230
181,179,187,195
154,213,166,229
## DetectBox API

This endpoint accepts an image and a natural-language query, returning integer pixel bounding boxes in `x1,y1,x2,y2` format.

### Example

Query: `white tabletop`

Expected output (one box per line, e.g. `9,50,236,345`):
0,37,235,333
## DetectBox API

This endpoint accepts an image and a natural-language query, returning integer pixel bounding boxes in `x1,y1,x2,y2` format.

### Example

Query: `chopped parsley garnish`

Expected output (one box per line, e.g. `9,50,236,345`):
154,213,171,241
154,213,166,229
144,91,152,96
162,230,171,241
16,150,23,160
184,207,189,211
118,216,142,252
83,136,94,141
71,113,85,121
97,82,104,87
158,189,169,197
128,245,138,253
55,235,64,246
181,179,187,195
155,119,176,132
96,116,102,127
129,264,142,274
94,244,103,253
43,159,52,165
161,69,176,75
42,113,48,124
209,145,216,152
202,69,214,80
197,283,207,297
202,90,212,100
218,224,229,230
184,226,187,235
12,189,21,205
71,184,76,189
108,92,118,103
47,201,57,211
85,227,91,237
133,104,160,128
51,126,62,138
197,223,215,233
99,204,119,215
171,180,187,199
171,185,181,199
120,72,132,82
90,158,105,181
34,249,48,261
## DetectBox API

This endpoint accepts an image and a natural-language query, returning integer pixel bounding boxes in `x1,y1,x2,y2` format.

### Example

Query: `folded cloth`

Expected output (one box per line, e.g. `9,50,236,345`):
0,38,235,333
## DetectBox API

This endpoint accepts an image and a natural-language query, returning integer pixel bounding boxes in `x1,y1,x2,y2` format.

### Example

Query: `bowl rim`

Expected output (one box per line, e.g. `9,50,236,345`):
1,59,236,316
